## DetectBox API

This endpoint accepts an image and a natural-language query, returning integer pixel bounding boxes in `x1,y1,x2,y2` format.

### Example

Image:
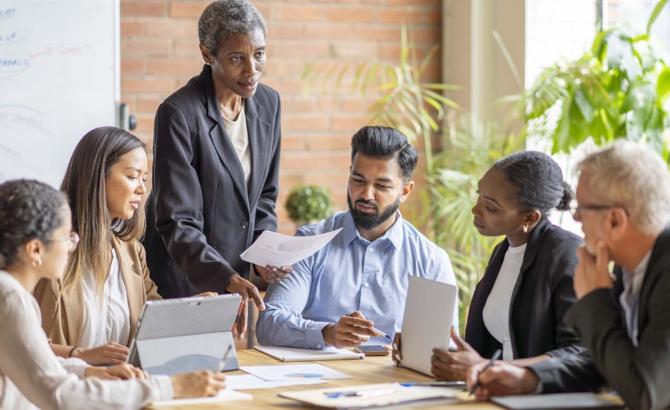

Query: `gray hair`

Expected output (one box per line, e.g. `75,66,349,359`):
576,140,670,235
198,0,266,55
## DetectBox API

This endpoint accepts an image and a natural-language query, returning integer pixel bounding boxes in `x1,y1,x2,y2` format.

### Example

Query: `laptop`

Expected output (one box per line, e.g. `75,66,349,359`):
128,294,242,375
400,276,458,376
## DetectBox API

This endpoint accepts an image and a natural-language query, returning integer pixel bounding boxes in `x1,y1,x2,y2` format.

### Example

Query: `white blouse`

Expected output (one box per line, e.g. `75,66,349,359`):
223,105,251,186
79,249,131,348
0,271,172,410
482,243,527,360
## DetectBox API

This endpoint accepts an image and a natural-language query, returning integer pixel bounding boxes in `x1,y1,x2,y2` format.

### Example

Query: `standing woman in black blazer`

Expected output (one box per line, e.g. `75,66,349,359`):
430,151,584,382
144,0,290,332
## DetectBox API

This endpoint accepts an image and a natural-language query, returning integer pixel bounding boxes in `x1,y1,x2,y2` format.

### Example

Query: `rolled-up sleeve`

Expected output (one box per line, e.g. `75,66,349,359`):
255,253,331,349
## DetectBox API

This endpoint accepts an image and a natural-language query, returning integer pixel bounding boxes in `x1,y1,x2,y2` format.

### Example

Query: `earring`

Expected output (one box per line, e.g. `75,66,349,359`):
522,225,529,233
32,258,42,268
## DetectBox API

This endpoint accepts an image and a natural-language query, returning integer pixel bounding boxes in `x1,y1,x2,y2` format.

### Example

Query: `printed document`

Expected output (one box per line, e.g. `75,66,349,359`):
240,228,342,267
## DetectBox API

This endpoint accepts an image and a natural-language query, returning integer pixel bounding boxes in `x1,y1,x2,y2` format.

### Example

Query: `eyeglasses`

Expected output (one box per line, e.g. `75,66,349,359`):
568,200,617,220
50,232,80,253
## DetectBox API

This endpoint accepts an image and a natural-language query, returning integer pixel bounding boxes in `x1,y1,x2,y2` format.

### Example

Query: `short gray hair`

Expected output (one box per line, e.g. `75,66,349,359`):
577,140,670,235
198,0,266,55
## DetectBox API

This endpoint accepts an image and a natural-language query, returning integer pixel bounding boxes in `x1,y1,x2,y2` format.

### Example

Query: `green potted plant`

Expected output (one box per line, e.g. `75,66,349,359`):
285,185,333,226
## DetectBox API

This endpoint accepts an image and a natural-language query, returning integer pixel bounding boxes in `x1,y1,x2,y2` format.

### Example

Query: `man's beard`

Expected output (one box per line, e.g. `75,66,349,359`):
347,194,401,230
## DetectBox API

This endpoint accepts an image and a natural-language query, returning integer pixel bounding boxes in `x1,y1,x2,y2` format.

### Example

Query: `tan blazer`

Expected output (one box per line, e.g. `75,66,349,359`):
33,237,161,347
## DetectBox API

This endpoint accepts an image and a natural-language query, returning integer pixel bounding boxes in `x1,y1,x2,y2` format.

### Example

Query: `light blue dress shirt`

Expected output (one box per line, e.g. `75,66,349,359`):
256,211,458,349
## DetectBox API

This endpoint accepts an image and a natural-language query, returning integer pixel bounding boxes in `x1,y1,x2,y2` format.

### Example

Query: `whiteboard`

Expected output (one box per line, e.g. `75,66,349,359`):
0,0,119,187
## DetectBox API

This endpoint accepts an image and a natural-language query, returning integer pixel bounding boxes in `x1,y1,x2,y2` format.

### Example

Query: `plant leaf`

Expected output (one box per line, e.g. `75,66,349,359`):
574,90,595,122
647,0,668,34
658,66,670,103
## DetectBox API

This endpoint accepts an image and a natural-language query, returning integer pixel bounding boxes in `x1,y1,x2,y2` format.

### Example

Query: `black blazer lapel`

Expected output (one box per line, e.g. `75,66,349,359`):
637,226,670,332
506,217,550,357
465,238,507,356
245,93,272,207
201,66,250,212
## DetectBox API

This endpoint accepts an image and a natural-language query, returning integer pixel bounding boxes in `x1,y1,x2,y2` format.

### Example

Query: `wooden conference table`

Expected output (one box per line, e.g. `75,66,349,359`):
153,349,500,409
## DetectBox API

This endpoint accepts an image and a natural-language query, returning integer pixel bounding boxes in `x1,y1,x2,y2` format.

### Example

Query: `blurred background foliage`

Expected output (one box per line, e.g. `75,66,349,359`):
300,0,670,333
523,0,670,160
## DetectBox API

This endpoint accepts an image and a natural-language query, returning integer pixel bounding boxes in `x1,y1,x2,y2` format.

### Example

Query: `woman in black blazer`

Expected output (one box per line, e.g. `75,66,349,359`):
431,151,584,381
144,0,290,333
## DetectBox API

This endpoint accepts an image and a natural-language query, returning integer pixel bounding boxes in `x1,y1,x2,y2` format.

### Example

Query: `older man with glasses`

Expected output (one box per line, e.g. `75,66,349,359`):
465,141,670,410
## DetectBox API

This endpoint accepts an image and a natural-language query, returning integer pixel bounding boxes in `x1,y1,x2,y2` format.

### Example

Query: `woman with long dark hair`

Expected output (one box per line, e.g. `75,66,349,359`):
34,127,207,365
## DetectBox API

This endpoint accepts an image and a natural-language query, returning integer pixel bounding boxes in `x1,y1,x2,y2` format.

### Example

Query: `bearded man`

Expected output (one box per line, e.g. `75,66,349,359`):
257,126,458,349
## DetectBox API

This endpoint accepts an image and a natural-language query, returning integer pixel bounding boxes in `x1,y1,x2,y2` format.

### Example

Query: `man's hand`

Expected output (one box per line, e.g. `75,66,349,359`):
431,327,485,381
226,274,265,338
466,361,539,400
254,264,293,283
321,311,377,348
574,242,613,299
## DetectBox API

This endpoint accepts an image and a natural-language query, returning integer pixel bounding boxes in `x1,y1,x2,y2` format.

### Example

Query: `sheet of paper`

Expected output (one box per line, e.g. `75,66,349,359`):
254,345,364,362
240,228,342,267
241,364,351,381
224,374,325,390
278,382,460,409
152,389,251,407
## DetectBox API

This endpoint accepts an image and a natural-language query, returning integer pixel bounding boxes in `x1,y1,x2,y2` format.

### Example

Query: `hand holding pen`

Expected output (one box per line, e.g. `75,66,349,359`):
321,311,380,348
468,349,501,396
465,350,541,399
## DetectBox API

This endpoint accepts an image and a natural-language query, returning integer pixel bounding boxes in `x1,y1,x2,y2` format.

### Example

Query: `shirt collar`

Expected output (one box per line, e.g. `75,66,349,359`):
341,211,404,249
622,250,651,296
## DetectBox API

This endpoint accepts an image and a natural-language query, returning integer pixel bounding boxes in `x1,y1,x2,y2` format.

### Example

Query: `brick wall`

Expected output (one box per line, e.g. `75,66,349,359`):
121,0,442,233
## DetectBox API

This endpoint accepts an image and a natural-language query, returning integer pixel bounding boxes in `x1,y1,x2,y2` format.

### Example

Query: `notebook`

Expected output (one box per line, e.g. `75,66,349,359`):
491,393,624,409
278,382,460,408
152,389,252,407
254,345,364,362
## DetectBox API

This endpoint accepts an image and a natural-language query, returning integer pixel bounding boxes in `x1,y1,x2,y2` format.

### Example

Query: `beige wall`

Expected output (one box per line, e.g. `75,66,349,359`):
443,0,525,125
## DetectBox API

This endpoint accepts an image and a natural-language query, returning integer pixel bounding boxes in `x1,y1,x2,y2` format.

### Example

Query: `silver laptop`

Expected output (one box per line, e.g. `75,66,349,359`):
400,276,458,376
128,294,241,375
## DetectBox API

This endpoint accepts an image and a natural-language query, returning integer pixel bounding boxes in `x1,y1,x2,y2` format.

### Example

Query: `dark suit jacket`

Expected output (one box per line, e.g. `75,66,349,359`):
535,227,670,410
465,217,584,360
144,65,281,297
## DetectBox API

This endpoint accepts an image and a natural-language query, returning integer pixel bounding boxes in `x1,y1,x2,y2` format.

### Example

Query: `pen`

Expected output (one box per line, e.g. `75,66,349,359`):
400,381,466,388
217,345,233,372
469,348,501,395
371,327,393,341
